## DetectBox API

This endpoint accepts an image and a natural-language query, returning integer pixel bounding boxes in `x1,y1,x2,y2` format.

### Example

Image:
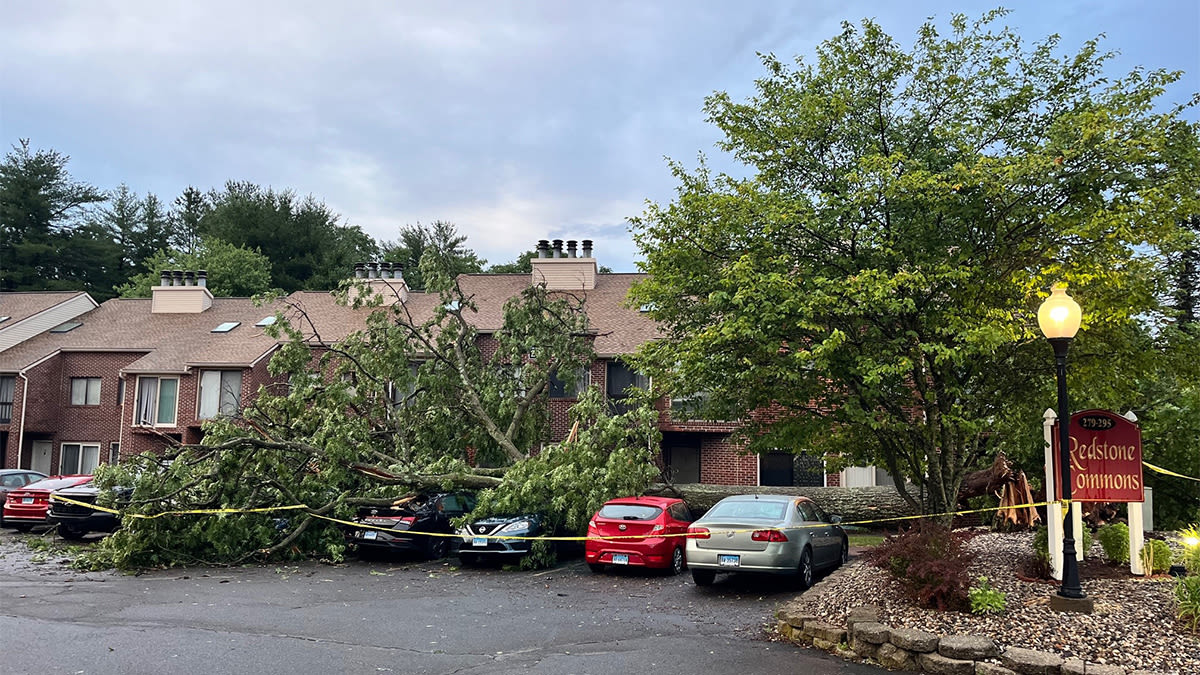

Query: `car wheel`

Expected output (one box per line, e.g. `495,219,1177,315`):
587,563,605,574
426,536,450,560
839,537,849,566
58,524,86,540
458,552,479,567
669,547,685,576
691,569,716,587
798,547,814,590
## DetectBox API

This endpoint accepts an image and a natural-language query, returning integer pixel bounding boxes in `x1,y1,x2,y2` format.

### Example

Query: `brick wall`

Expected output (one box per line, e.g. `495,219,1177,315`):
4,351,143,471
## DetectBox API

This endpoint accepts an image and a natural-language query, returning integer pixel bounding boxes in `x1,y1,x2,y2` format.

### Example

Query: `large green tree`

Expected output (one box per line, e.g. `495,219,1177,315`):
116,237,275,298
90,244,660,568
0,139,106,291
380,221,486,290
199,181,378,292
629,11,1200,518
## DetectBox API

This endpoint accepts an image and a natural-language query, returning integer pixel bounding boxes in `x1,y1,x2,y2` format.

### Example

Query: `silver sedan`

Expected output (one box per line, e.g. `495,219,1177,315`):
685,494,848,588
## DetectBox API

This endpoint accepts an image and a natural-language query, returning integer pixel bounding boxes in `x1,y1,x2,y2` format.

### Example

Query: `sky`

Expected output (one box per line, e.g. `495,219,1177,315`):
2,1,1198,272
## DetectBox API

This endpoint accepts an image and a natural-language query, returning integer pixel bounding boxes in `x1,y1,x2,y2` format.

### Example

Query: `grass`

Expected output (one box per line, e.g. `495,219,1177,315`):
848,532,887,548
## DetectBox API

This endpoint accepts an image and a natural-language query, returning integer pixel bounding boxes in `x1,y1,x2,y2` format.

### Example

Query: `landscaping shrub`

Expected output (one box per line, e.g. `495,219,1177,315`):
1098,523,1131,564
968,576,1006,614
866,521,976,611
1139,539,1173,575
1179,524,1200,576
1031,524,1094,574
1176,576,1200,634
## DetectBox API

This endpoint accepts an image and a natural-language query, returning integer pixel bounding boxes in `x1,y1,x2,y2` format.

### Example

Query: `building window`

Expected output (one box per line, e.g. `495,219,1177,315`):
670,391,713,419
549,366,589,399
198,370,243,419
0,375,13,423
605,361,649,414
109,442,120,464
117,378,125,406
135,376,178,426
61,443,101,474
70,377,101,406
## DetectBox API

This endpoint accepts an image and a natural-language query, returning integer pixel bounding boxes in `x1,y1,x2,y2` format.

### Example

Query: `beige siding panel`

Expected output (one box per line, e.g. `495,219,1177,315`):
0,293,97,353
530,259,597,290
151,287,213,314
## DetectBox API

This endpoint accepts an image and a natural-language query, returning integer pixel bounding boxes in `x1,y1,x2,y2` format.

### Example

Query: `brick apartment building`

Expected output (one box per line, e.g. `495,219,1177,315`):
0,242,891,488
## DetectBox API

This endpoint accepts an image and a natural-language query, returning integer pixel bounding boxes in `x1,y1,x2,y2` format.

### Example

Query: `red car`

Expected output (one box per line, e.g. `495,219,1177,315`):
2,475,92,532
586,496,695,575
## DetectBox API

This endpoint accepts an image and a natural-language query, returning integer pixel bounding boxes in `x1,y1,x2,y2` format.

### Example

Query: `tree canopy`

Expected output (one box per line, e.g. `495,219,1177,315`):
380,221,486,290
116,238,275,298
629,10,1200,519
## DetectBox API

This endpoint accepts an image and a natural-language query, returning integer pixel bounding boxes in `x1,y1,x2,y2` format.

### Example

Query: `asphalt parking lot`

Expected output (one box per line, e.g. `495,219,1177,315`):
0,528,885,675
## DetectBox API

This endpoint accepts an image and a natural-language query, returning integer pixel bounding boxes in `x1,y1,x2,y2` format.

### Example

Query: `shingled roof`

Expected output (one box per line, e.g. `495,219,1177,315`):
0,291,91,326
0,297,288,374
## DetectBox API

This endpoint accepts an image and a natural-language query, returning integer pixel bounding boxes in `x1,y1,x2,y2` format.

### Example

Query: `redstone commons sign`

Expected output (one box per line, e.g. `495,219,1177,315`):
1053,409,1144,503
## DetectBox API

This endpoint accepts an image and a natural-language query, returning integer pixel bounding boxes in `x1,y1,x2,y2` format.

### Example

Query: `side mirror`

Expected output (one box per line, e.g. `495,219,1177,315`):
829,514,843,524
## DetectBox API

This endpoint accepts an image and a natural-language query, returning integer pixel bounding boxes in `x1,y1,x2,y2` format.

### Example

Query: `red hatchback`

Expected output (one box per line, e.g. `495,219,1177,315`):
2,475,92,532
586,496,694,575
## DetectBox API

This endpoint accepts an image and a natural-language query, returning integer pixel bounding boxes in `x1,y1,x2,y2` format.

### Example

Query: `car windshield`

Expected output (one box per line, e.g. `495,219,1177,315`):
24,477,90,492
705,500,787,521
598,504,662,520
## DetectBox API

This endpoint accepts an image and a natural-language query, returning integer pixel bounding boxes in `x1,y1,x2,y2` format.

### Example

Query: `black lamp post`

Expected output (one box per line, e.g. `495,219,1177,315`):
1038,284,1087,603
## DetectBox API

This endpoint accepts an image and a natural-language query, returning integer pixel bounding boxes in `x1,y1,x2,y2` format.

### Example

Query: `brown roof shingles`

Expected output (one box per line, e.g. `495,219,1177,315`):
0,274,656,373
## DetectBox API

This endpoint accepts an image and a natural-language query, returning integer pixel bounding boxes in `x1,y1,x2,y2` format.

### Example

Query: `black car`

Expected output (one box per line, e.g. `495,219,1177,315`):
47,483,129,540
457,513,546,565
348,492,476,560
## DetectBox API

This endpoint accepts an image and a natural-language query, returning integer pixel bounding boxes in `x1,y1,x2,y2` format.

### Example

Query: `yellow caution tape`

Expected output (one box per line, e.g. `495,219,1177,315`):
49,492,1062,543
1143,461,1200,482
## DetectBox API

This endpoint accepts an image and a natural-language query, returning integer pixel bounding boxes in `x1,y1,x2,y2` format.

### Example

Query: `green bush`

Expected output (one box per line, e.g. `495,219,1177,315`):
1176,576,1200,634
866,522,977,611
968,576,1007,614
1097,523,1131,564
1032,524,1093,563
1139,539,1173,575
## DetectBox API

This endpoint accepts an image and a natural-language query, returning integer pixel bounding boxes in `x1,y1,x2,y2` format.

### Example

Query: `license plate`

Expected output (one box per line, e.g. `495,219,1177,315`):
718,554,740,567
612,553,629,565
472,537,488,547
21,497,32,504
362,531,377,540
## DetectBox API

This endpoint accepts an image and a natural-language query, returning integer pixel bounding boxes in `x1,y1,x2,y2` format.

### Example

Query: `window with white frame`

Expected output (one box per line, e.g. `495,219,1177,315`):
605,361,649,414
135,376,178,426
198,370,243,419
387,363,421,408
549,365,589,399
0,375,14,423
61,443,101,474
109,442,120,464
70,377,101,406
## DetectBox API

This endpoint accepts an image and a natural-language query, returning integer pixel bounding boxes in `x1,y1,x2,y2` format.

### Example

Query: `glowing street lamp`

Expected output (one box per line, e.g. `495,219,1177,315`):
1038,284,1087,604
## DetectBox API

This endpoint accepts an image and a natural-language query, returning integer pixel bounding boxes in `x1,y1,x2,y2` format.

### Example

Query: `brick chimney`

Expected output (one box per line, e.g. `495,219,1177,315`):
531,238,597,290
350,261,409,305
152,269,213,313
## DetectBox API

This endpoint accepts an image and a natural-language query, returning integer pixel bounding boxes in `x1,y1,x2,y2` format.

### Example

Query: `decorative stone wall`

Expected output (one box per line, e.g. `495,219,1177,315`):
777,602,1165,675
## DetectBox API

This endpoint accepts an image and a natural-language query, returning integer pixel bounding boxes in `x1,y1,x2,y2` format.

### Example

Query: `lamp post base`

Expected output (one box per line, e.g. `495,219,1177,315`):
1049,594,1095,614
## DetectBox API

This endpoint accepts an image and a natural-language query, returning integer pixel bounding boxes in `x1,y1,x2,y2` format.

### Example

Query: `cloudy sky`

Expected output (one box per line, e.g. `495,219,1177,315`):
2,1,1197,271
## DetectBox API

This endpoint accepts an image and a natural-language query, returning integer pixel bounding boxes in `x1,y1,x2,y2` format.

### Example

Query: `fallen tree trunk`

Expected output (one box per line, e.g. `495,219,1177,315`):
645,483,919,525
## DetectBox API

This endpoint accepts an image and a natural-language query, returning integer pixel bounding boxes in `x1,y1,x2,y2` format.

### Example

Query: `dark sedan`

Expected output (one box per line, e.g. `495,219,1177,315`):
48,483,130,539
457,513,546,565
348,492,476,560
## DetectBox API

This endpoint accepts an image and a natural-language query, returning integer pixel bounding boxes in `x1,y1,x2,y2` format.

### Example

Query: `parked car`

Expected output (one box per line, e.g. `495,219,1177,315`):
0,470,48,527
585,496,694,575
2,475,93,532
457,513,546,565
685,494,847,589
47,483,131,540
348,492,476,559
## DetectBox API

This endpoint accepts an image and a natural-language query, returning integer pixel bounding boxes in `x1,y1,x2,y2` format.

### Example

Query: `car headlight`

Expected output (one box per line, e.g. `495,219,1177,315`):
498,520,532,533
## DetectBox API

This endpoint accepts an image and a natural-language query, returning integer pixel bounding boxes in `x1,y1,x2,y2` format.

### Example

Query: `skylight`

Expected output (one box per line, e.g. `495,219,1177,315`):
49,321,82,333
0,316,10,324
212,321,241,333
255,316,277,327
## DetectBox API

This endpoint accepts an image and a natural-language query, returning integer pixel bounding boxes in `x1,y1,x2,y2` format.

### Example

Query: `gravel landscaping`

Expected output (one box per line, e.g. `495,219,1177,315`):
791,530,1199,674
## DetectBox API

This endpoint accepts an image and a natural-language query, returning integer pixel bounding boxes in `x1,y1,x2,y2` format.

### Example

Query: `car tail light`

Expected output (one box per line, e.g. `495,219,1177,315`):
687,526,710,539
398,516,415,525
751,529,788,542
587,519,597,531
651,524,663,533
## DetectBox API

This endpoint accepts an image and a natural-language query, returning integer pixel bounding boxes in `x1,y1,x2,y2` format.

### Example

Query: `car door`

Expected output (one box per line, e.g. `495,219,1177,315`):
797,501,831,566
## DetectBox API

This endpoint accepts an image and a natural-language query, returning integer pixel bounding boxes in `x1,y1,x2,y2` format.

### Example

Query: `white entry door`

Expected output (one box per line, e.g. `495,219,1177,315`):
28,440,51,474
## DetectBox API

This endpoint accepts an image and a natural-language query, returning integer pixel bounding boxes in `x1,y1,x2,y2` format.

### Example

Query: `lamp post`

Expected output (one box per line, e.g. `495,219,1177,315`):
1037,284,1087,604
